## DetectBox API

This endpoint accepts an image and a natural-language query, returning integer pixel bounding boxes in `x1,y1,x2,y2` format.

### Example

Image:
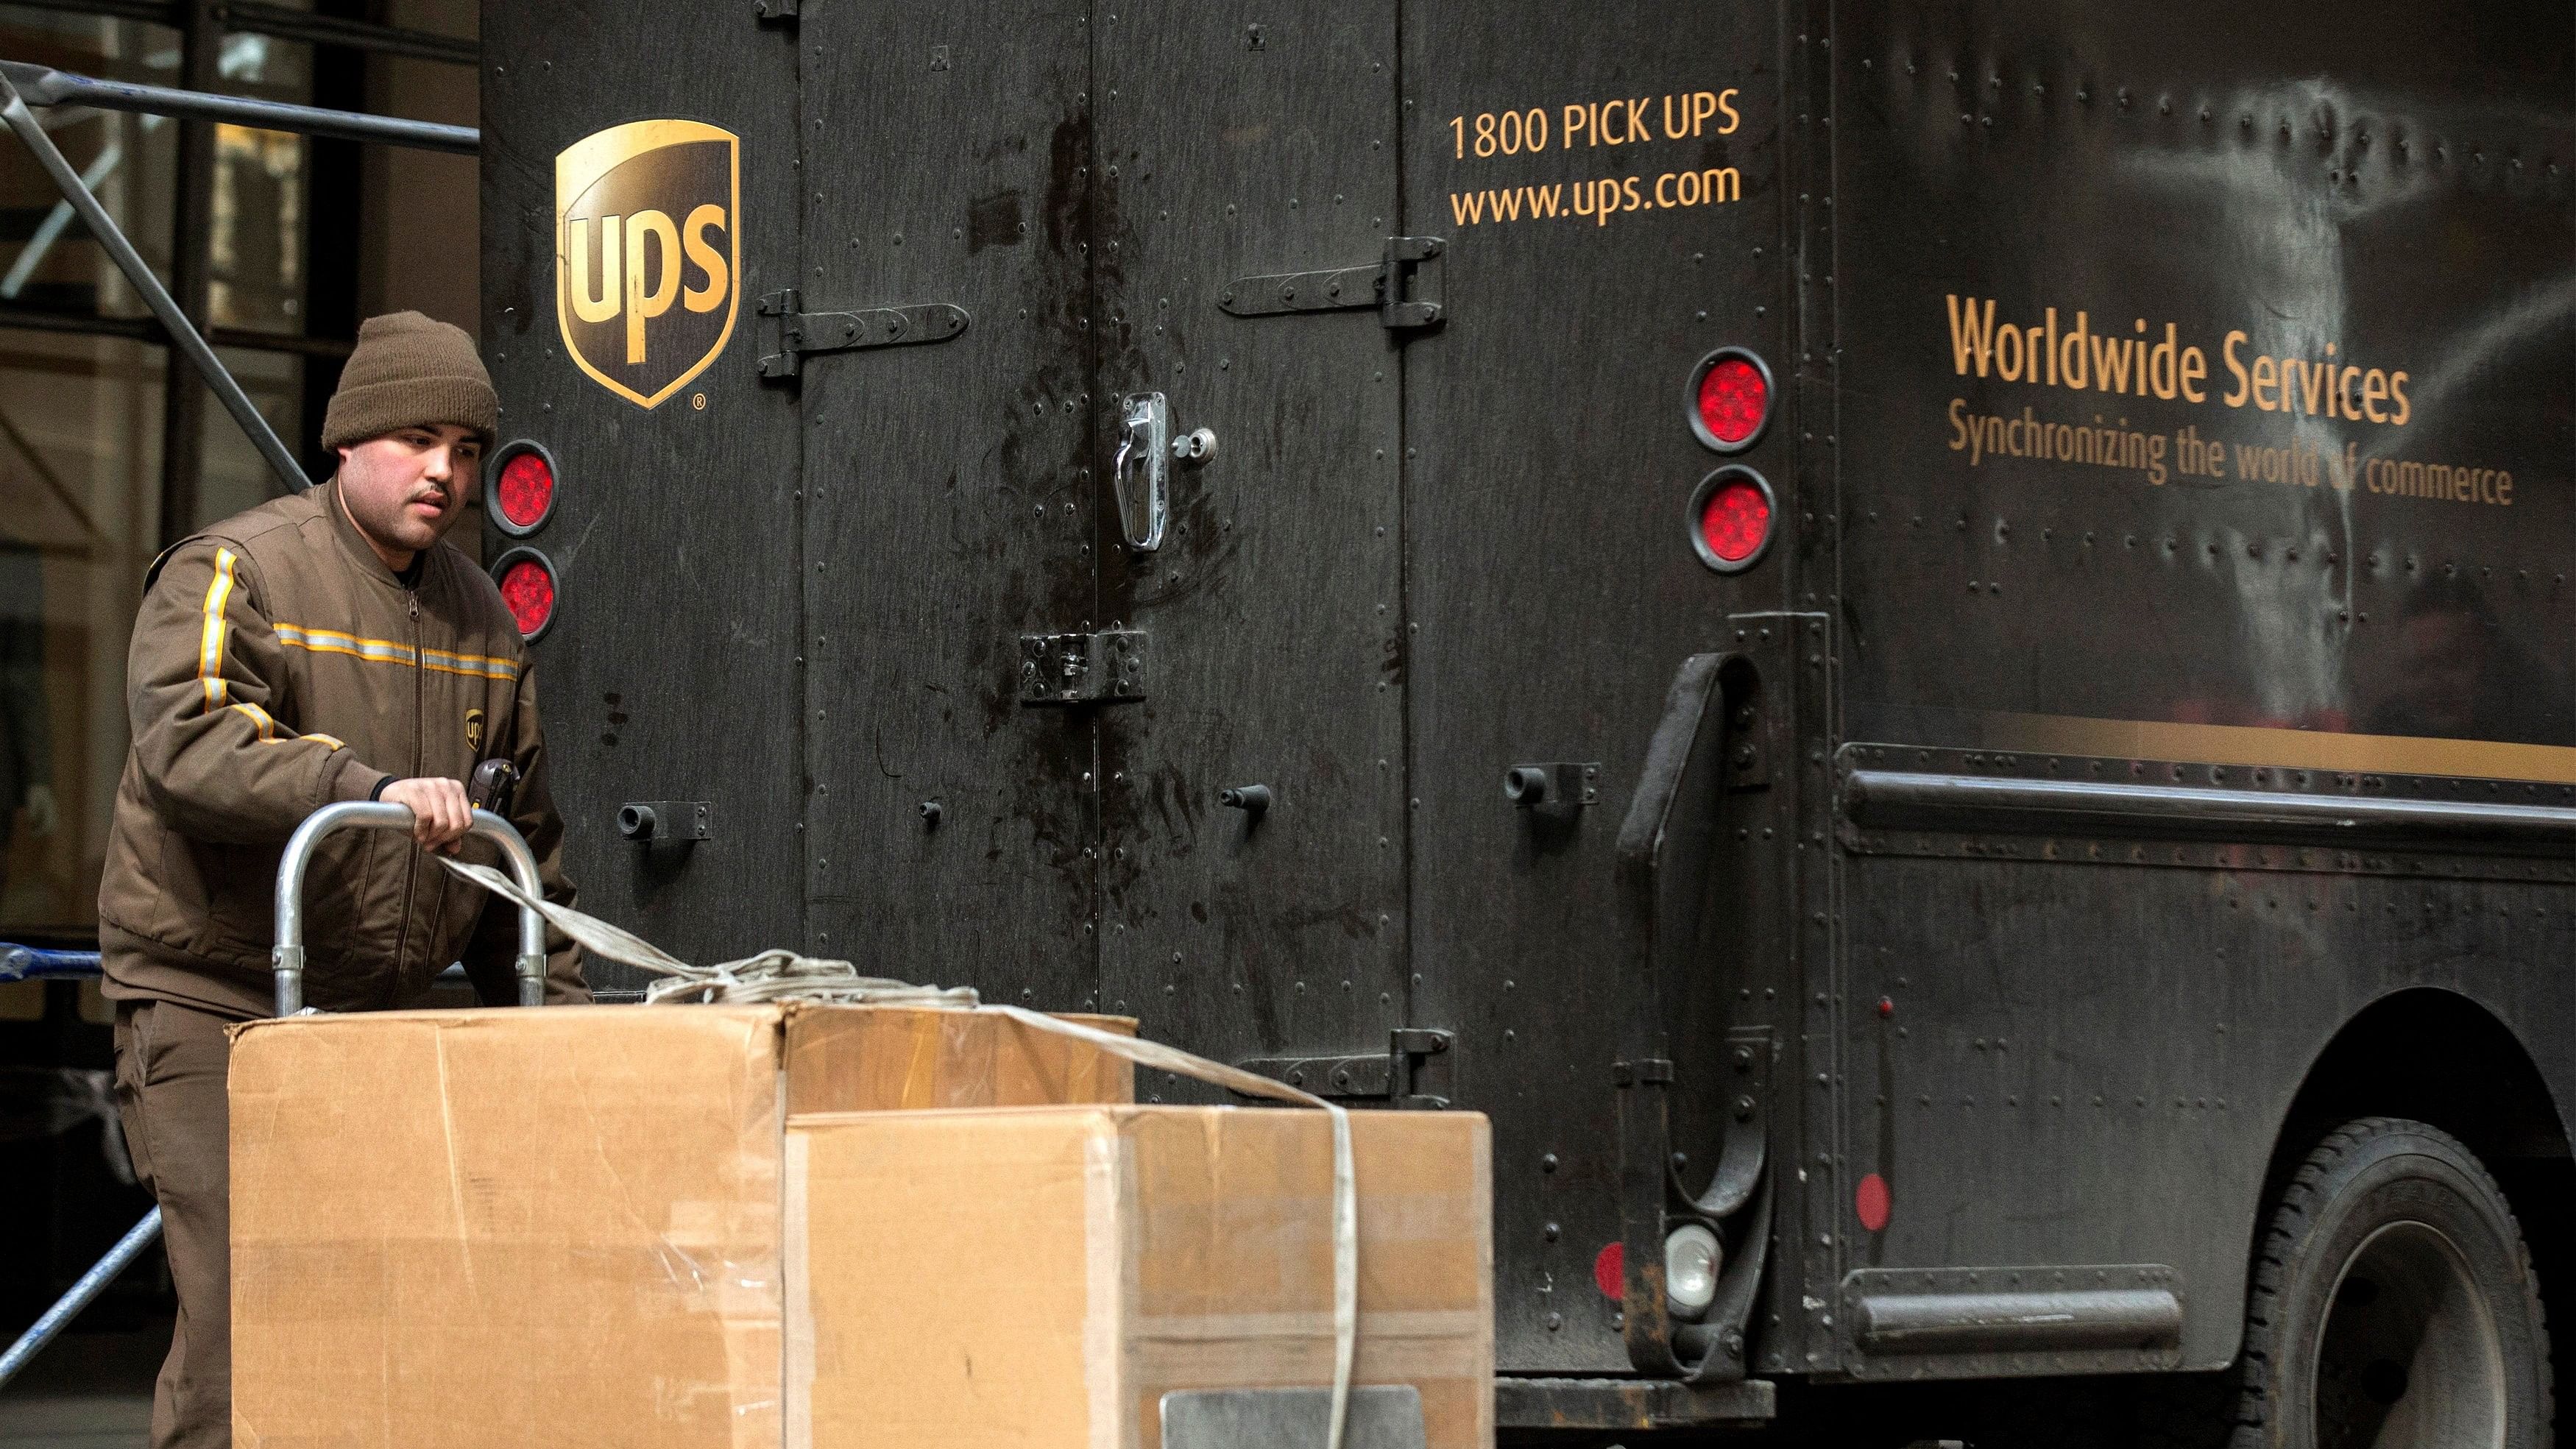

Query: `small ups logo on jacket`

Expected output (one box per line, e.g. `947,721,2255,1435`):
555,119,740,409
463,708,486,753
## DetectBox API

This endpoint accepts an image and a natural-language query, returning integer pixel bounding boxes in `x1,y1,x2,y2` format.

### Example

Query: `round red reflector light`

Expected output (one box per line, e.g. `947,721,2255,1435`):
489,442,557,535
491,548,558,641
1593,1241,1624,1300
1855,1172,1892,1233
1688,467,1775,573
1687,347,1772,453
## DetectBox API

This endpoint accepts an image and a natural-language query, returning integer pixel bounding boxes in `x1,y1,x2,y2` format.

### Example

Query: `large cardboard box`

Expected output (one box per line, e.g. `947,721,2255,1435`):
786,1105,1494,1449
230,1004,1133,1449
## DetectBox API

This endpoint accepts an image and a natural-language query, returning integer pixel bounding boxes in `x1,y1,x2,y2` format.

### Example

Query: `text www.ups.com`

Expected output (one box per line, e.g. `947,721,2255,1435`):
1447,167,1741,229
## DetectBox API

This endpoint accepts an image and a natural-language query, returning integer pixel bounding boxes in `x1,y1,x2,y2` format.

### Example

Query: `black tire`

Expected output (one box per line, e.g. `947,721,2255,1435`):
2226,1116,2554,1449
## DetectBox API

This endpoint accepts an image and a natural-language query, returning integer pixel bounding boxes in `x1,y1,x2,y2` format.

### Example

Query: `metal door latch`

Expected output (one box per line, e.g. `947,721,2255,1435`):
1219,235,1446,330
1115,393,1171,550
757,288,969,378
1504,762,1602,807
1111,394,1216,553
1240,1027,1453,1109
618,801,712,842
1018,629,1148,706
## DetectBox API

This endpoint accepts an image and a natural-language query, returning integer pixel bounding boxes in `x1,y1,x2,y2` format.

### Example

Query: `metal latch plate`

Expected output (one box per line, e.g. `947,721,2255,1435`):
1162,1386,1425,1449
1018,629,1147,706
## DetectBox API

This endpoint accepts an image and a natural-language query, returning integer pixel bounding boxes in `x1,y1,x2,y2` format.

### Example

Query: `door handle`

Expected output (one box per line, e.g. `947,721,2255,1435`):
1114,392,1170,551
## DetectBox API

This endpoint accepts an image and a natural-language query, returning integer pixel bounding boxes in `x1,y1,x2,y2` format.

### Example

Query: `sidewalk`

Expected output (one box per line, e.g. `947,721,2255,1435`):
0,1319,162,1448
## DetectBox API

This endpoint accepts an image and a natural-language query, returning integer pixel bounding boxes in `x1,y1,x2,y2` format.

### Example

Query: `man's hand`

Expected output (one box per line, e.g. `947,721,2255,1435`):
380,776,473,853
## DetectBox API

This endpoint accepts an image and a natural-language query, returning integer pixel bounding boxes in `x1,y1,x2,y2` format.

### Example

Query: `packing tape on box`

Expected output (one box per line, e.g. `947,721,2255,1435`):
439,857,1361,1449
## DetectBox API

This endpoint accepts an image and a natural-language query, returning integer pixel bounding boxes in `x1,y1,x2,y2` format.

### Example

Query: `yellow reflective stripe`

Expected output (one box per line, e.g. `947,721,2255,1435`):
228,701,276,742
421,644,520,673
421,648,520,681
227,703,343,749
272,623,520,681
272,623,413,665
198,548,238,712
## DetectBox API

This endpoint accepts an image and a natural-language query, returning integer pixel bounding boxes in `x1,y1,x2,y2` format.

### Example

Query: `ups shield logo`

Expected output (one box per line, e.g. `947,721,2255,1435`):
555,119,740,408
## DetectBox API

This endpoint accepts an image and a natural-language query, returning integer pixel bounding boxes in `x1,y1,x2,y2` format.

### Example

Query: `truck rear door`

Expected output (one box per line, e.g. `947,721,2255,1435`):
1395,1,1791,1372
1089,6,1410,1092
789,7,1414,1074
796,4,1098,1003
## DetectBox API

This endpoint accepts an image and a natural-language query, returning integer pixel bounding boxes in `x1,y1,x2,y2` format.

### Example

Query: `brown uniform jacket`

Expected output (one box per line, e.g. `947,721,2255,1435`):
98,482,586,1018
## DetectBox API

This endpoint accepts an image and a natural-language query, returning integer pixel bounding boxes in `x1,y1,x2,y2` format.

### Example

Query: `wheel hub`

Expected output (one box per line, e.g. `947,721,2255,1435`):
2315,1221,2508,1449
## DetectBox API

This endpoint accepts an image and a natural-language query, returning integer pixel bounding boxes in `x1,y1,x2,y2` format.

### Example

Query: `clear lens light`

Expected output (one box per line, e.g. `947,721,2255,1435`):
1664,1224,1722,1319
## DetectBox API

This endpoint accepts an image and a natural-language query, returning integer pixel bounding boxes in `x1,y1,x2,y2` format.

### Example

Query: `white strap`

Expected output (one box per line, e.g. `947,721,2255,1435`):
991,1007,1358,1449
439,857,1359,1449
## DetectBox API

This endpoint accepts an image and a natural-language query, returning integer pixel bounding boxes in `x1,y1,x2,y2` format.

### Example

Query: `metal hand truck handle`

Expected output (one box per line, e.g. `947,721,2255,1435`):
271,801,548,1017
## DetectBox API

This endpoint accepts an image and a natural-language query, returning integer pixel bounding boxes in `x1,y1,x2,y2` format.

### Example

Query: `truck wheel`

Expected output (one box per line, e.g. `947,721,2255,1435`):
2233,1116,2552,1448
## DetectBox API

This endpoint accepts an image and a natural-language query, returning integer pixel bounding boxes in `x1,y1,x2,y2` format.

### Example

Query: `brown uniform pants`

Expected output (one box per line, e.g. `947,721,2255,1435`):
111,998,241,1449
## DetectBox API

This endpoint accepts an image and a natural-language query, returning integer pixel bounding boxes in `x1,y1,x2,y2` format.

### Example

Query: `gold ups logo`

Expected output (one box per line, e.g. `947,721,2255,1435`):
555,119,740,409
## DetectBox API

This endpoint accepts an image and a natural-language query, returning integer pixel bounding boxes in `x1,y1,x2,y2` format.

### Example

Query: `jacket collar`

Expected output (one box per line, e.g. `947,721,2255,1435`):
321,477,421,591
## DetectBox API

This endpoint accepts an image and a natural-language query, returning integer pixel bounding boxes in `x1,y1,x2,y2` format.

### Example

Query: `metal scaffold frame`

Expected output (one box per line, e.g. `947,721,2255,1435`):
0,57,481,1389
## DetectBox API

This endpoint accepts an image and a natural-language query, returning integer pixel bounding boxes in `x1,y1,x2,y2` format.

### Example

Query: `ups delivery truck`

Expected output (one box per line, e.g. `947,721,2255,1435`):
476,0,2575,1442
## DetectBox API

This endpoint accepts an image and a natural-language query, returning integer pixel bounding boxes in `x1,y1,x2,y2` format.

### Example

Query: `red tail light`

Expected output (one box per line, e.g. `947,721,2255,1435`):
1593,1241,1624,1300
491,548,559,641
490,442,557,535
1688,347,1772,453
1689,467,1775,573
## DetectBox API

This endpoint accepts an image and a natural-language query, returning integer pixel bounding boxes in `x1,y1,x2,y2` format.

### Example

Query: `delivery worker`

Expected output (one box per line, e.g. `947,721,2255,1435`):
96,311,586,1449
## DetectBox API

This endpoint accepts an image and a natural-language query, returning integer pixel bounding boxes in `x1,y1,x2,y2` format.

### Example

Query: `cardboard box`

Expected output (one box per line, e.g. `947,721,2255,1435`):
786,1105,1494,1449
230,1004,1133,1449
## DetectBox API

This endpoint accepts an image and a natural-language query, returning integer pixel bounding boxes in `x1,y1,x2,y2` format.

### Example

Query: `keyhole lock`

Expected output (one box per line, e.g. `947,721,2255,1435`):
1171,428,1217,464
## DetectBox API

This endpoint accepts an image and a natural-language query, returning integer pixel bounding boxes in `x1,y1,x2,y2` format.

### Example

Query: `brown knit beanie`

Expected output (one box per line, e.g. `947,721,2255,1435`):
320,311,498,453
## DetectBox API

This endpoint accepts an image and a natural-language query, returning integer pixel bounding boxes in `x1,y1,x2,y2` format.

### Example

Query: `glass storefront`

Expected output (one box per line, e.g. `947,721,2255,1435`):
1,8,183,311
0,2,390,946
0,330,163,940
0,0,476,1344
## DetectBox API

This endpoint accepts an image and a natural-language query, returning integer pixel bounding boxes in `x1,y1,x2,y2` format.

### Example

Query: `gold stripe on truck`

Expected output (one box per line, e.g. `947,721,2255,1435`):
1978,712,2576,788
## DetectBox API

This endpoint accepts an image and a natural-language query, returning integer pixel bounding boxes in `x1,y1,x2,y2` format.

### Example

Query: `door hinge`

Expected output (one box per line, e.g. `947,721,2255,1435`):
1240,1027,1453,1108
1017,629,1147,706
757,288,969,378
1219,235,1445,330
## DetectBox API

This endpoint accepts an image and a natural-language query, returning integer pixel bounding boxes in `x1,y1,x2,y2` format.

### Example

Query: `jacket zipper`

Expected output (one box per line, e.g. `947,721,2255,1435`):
392,587,422,997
